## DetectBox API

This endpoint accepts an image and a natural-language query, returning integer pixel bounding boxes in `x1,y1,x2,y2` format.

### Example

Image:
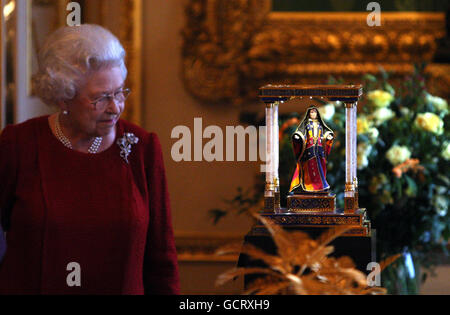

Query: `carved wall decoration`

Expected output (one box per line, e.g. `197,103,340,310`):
182,0,271,104
426,64,450,100
182,0,447,105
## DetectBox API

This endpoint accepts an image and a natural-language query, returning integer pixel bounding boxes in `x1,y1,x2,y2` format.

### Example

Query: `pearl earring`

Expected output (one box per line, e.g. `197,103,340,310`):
62,110,69,115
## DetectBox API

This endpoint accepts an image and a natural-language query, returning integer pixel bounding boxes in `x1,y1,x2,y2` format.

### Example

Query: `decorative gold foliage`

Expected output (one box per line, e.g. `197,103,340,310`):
379,253,403,272
216,214,399,295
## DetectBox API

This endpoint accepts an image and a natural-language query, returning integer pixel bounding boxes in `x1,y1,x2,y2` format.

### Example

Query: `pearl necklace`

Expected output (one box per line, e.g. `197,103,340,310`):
55,113,103,154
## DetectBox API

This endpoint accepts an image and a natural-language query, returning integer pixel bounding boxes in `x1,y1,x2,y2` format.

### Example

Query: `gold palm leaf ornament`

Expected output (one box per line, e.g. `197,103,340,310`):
216,214,400,295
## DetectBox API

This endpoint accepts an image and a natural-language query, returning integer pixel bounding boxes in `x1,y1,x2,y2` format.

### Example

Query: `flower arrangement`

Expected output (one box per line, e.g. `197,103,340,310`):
324,66,449,293
209,65,449,294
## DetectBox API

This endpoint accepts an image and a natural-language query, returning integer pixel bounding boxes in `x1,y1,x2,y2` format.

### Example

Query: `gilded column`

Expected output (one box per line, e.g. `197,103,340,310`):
353,103,359,208
273,102,280,212
344,102,356,213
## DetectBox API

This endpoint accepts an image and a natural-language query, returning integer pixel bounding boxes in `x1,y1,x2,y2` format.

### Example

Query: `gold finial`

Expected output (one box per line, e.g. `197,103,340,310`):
345,183,355,192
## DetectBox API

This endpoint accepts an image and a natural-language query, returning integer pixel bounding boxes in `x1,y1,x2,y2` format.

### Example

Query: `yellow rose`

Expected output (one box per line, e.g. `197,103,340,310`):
414,112,444,135
368,90,394,108
357,116,371,135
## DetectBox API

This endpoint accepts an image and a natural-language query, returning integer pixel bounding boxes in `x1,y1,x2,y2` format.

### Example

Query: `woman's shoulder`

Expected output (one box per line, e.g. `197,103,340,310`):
0,116,48,145
117,119,162,152
2,115,47,130
118,119,159,139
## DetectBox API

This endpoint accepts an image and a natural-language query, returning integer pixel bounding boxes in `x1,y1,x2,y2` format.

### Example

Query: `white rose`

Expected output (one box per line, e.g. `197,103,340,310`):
425,93,448,113
368,127,379,143
400,107,411,117
433,195,448,217
372,108,395,126
357,143,372,170
385,145,411,166
318,104,335,121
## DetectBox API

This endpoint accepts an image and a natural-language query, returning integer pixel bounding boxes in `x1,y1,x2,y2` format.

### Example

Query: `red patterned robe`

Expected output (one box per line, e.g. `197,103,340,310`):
289,118,334,193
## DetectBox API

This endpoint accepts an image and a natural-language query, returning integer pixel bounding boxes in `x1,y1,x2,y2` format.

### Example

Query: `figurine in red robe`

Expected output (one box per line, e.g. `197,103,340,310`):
289,107,334,194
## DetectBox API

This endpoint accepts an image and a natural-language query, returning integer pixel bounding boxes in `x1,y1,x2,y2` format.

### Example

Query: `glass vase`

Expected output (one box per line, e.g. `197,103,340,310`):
381,252,421,295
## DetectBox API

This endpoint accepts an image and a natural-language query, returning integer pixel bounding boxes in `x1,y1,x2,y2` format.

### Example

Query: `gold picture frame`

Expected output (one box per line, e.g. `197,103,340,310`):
182,0,447,105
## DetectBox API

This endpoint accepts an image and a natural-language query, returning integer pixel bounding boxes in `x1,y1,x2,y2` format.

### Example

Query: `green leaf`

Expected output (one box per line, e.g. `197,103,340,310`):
363,74,378,82
394,178,403,199
404,175,418,198
378,65,389,81
208,209,228,225
383,83,396,96
436,175,450,187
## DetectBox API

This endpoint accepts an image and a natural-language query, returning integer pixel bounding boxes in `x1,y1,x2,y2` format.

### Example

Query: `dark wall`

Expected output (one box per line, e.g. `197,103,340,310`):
272,0,449,12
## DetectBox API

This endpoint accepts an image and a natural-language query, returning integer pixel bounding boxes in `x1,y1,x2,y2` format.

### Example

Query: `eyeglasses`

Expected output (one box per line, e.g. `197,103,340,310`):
89,88,131,111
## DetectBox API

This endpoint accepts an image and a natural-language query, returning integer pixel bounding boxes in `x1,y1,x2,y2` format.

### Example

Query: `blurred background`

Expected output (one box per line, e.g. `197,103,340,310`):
1,0,449,294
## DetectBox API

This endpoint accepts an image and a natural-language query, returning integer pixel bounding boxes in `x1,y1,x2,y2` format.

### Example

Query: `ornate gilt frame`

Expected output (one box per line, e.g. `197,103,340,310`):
182,0,446,104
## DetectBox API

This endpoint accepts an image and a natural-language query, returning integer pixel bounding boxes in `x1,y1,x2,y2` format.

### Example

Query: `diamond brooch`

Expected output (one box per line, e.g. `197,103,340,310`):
117,132,139,163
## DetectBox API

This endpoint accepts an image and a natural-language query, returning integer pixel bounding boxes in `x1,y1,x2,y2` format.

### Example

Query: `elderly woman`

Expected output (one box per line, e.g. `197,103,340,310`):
0,25,179,294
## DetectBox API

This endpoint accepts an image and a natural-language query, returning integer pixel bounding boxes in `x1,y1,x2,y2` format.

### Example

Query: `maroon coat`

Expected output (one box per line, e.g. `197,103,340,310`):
0,116,179,294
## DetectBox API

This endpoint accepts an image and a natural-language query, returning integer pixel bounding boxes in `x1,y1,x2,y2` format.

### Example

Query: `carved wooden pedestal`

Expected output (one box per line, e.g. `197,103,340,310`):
258,209,371,237
287,193,336,213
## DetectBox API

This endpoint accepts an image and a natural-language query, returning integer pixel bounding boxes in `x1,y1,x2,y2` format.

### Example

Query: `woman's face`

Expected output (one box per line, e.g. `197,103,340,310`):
63,66,125,138
309,109,318,120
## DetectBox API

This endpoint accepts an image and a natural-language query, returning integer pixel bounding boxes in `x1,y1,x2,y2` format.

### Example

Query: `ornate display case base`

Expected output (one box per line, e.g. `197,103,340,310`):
239,225,376,289
258,208,371,237
287,193,336,213
239,209,374,289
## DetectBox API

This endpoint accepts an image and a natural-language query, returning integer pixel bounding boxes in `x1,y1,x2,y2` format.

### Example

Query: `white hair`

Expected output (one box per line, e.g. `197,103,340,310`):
33,24,127,106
